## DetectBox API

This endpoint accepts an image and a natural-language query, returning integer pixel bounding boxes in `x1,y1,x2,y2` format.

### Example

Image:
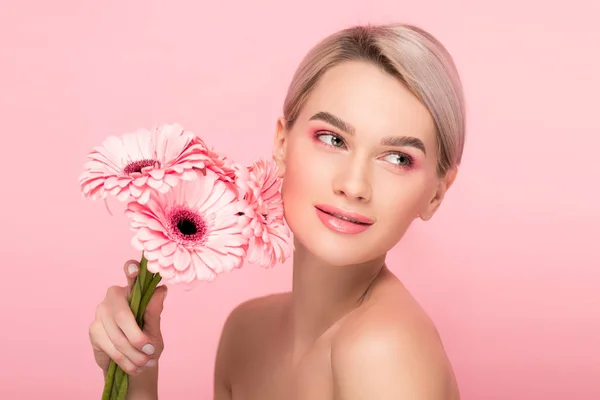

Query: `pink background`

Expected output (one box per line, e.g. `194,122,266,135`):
1,1,599,399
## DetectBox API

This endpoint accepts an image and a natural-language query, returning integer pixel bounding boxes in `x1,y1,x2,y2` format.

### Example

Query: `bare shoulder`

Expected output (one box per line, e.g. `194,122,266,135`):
217,291,288,356
331,277,460,400
214,292,289,398
226,292,288,327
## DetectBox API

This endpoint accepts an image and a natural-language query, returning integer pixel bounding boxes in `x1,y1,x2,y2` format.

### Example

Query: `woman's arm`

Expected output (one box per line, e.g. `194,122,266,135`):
125,366,160,400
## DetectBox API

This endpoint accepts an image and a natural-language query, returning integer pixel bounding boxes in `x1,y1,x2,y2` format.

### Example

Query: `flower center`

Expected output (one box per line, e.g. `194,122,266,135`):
257,202,273,223
177,218,198,235
123,159,158,175
167,207,207,245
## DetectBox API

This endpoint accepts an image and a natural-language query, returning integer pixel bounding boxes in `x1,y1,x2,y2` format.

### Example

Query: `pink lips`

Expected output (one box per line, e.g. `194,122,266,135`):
314,204,374,234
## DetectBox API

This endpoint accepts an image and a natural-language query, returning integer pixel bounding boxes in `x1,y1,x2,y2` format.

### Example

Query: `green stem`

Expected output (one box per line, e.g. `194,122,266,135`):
115,373,129,400
102,253,158,400
137,273,162,327
101,362,117,400
112,376,119,400
138,251,148,296
114,261,145,393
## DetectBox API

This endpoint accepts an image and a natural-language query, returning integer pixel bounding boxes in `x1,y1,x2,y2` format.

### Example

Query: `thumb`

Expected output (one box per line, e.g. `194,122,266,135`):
142,285,167,339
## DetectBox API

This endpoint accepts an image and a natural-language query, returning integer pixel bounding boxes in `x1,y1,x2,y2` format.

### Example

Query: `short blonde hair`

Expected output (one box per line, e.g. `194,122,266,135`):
283,23,466,176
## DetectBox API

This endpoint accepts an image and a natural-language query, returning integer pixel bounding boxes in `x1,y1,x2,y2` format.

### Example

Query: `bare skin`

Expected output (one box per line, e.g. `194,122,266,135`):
89,60,461,399
89,260,168,399
215,263,460,400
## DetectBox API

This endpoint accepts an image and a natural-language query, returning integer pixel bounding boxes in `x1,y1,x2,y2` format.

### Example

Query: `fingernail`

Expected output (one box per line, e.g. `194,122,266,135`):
127,263,138,275
145,359,156,367
142,344,155,355
163,289,168,301
136,367,144,374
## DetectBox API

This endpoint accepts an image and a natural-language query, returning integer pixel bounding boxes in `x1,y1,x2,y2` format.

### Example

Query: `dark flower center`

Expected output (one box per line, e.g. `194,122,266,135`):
168,207,207,245
123,159,158,175
177,218,198,235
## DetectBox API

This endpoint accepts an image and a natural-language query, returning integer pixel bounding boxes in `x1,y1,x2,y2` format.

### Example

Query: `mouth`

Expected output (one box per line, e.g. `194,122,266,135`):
314,204,374,225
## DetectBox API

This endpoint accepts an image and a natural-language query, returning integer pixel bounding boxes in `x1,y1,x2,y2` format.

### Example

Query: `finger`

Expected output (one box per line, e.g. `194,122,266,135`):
142,285,168,338
102,305,154,368
109,294,158,357
91,319,145,376
123,260,140,294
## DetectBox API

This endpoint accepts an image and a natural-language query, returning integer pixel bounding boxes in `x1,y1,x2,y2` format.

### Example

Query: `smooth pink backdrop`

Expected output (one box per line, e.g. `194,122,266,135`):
1,1,599,399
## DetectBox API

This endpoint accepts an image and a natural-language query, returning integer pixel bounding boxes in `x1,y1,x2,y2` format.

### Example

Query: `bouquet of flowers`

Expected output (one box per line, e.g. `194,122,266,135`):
78,123,294,400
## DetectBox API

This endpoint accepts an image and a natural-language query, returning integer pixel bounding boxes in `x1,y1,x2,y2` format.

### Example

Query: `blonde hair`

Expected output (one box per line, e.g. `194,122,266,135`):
283,23,466,176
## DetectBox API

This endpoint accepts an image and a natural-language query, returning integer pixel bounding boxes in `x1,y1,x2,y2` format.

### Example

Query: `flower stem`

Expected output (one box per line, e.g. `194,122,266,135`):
112,262,145,394
139,251,148,293
137,273,162,327
101,362,117,399
114,273,161,400
115,372,129,400
101,253,162,400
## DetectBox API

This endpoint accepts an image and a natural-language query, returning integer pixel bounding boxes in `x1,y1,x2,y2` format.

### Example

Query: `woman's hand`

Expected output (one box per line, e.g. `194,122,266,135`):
88,260,168,377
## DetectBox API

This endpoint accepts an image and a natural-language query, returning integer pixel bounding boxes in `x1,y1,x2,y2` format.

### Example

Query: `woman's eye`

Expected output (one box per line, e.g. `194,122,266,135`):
318,133,345,148
385,153,413,167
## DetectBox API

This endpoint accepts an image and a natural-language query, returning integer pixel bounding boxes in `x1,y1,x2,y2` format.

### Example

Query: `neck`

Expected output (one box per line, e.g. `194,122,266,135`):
287,238,386,356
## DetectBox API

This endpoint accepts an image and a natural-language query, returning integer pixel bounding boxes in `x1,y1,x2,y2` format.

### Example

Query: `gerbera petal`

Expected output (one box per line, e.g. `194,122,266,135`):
79,124,230,208
116,188,132,202
144,248,160,261
104,176,120,190
101,136,127,164
161,241,177,257
146,178,163,190
181,169,200,181
132,175,148,187
162,173,179,187
233,160,294,269
191,252,217,281
178,264,198,283
206,248,233,273
158,255,173,267
144,237,169,251
173,247,192,271
131,236,145,251
82,177,106,193
138,189,151,204
129,184,143,198
138,227,157,241
109,133,274,284
149,168,165,180
121,131,145,161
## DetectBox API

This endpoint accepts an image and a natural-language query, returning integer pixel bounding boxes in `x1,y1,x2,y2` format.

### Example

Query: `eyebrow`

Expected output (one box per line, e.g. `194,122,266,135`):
308,111,427,155
309,111,355,135
380,136,427,154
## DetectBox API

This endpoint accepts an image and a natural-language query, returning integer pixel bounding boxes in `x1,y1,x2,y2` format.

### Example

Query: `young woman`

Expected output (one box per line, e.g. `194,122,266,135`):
89,22,466,399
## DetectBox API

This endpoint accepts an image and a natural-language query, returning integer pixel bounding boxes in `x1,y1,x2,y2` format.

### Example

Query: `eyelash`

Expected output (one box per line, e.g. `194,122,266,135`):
312,132,415,169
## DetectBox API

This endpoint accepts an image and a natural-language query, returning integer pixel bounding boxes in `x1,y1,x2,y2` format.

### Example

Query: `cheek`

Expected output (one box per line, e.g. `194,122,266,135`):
281,137,350,243
280,142,324,228
282,139,334,199
371,175,432,235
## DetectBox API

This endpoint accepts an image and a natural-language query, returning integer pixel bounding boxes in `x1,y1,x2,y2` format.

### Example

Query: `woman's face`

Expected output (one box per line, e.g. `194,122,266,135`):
273,61,456,266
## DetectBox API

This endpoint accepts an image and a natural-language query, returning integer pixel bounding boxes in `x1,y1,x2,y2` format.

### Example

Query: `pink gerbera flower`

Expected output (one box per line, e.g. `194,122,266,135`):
125,169,250,284
191,136,237,183
78,123,232,204
236,159,294,269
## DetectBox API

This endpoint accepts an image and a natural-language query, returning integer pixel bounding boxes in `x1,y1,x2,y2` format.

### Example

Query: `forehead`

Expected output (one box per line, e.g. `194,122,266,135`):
299,61,436,144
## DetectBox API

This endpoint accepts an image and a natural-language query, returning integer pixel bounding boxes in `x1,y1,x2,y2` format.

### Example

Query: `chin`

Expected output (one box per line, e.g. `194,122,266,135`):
299,238,381,267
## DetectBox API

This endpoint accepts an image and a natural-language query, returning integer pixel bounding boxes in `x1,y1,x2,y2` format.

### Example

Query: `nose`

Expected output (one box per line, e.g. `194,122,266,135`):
332,158,372,203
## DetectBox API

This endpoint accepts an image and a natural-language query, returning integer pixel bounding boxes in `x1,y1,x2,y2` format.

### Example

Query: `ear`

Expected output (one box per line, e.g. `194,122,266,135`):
419,166,458,221
272,116,288,177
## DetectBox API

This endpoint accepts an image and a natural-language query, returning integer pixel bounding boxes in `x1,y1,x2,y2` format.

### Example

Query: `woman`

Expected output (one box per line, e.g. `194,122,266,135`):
89,22,466,399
